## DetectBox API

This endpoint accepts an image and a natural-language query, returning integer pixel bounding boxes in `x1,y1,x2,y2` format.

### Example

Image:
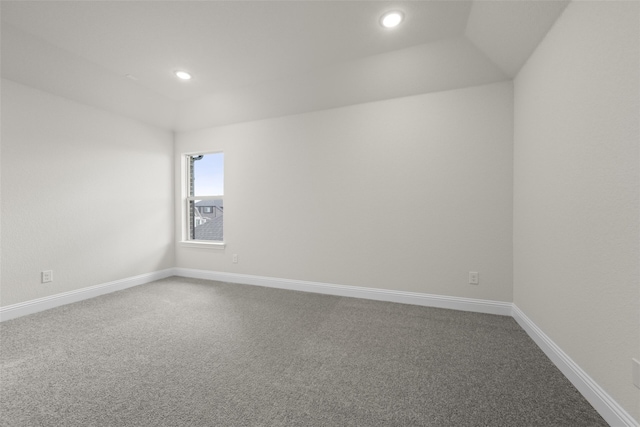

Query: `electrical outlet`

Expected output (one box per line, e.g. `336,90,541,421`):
633,358,640,389
41,270,53,283
469,271,479,285
232,254,238,264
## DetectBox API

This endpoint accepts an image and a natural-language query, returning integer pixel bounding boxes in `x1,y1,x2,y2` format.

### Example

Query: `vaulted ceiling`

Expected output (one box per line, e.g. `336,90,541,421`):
1,1,569,131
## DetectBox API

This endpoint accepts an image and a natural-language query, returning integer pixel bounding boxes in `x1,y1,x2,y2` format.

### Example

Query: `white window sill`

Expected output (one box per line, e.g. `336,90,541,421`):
179,241,226,250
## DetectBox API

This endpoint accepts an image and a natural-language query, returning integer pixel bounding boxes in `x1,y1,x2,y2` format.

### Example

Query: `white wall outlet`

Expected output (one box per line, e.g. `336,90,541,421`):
232,254,238,264
469,271,479,285
633,358,640,389
41,270,53,283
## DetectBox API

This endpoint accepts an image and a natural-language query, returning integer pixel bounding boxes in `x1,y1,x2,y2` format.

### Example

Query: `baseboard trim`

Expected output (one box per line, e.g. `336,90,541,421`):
512,304,638,427
173,268,512,316
0,269,175,322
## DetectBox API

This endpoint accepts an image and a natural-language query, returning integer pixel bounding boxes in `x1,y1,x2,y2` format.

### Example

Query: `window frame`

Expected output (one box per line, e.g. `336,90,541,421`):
179,151,225,249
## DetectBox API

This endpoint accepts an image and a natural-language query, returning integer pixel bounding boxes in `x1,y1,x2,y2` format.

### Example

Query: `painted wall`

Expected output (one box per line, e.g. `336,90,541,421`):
0,79,175,306
514,1,639,421
175,82,513,303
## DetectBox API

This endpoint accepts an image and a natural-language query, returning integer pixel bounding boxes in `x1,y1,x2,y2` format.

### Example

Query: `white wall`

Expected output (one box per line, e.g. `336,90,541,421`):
0,79,175,306
514,1,639,422
175,82,513,302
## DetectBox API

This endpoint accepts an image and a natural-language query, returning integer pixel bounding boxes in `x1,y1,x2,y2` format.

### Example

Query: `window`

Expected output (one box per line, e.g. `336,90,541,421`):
183,152,224,246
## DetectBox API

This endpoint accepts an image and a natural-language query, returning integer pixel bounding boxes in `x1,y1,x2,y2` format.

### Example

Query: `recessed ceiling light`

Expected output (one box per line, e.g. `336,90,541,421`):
381,11,404,28
174,70,192,80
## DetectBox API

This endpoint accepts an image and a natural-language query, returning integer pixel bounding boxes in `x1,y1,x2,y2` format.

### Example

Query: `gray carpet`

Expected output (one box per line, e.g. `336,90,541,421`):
1,277,607,426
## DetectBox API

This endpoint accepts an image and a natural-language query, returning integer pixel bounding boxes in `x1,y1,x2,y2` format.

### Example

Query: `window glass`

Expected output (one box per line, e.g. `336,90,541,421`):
192,153,224,197
186,153,224,242
190,199,224,241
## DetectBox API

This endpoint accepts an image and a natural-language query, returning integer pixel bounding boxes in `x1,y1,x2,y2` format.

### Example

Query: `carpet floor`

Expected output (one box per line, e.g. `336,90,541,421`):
1,277,607,426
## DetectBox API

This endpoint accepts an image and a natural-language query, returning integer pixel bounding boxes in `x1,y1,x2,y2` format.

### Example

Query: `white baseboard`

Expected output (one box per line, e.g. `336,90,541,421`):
0,269,174,322
0,267,510,320
512,304,639,427
173,268,513,316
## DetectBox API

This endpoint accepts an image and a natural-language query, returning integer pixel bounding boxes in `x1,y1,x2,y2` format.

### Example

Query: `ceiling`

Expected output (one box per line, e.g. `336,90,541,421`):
1,1,570,132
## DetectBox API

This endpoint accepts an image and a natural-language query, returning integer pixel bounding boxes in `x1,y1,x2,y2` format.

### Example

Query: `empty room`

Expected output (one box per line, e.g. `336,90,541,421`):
1,1,638,426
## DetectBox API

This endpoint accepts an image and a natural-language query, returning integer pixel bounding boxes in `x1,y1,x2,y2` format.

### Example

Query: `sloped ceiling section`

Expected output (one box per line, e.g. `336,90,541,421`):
0,1,569,131
1,23,178,129
465,0,571,77
177,36,507,131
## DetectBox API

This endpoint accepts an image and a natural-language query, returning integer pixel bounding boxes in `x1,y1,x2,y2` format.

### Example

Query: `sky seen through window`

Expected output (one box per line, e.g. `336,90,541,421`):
193,153,224,196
